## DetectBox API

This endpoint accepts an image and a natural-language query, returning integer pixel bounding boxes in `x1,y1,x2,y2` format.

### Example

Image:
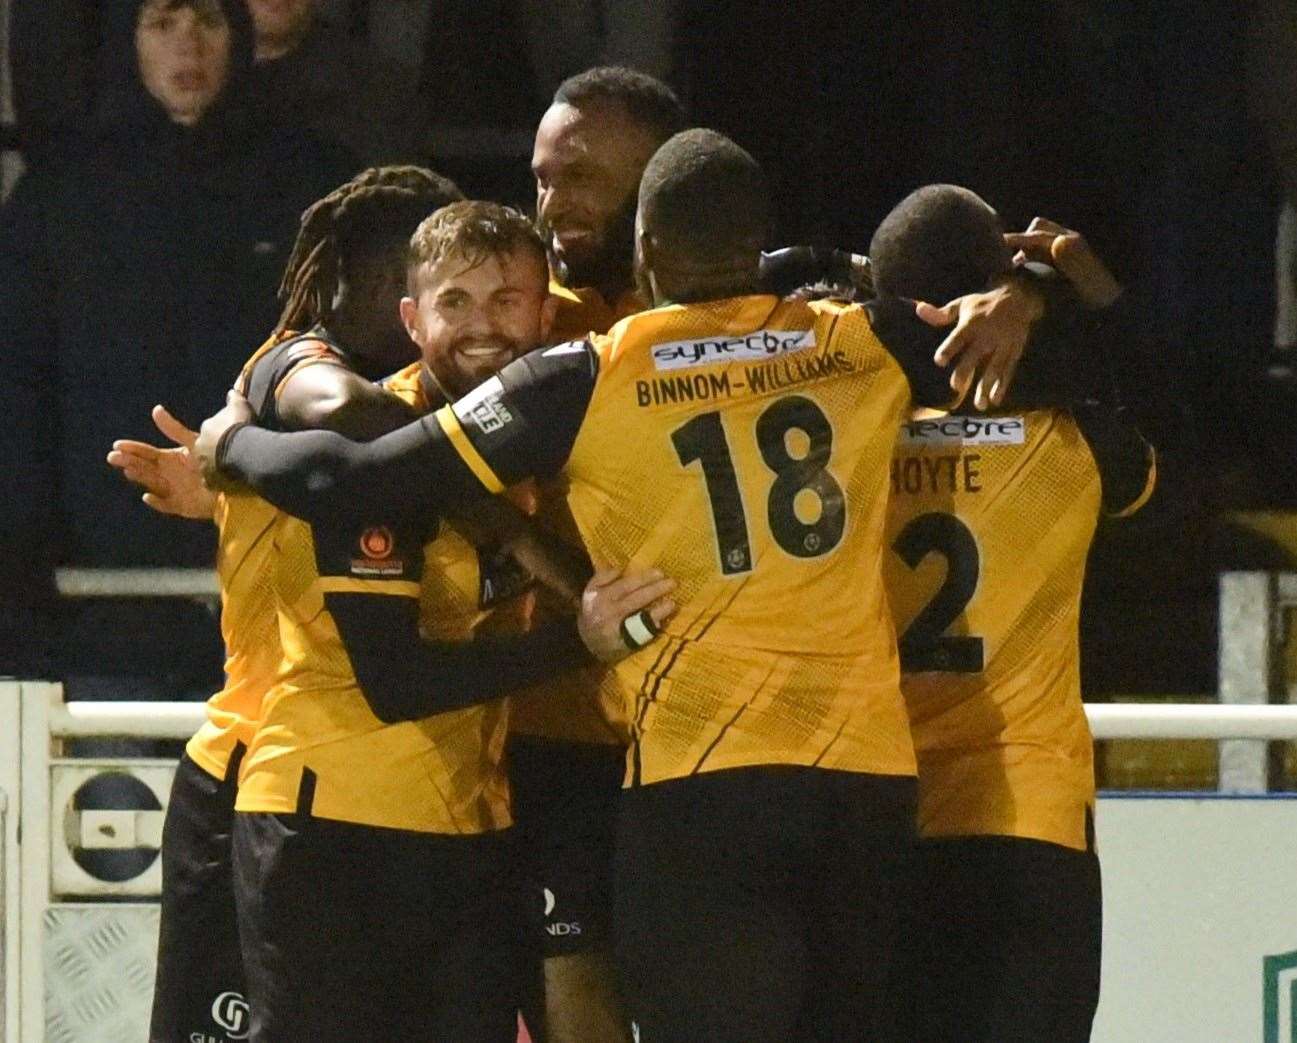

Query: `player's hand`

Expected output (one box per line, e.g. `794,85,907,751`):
917,274,1045,410
577,565,677,663
1004,218,1123,309
106,405,217,519
194,389,255,489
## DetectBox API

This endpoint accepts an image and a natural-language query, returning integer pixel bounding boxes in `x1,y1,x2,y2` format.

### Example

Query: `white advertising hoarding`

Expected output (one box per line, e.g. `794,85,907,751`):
1095,795,1297,1043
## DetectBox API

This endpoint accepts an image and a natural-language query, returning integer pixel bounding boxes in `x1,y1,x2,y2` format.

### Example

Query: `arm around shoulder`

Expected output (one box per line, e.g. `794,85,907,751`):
276,362,420,440
1073,402,1157,518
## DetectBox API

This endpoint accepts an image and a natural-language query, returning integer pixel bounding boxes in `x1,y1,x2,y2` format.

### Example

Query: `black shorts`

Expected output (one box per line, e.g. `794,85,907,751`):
150,749,248,1043
232,808,523,1043
887,834,1103,1043
614,766,917,1043
508,736,623,958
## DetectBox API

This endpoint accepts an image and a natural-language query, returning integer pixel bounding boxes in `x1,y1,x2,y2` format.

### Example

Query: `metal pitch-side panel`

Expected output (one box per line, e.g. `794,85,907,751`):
43,904,158,1043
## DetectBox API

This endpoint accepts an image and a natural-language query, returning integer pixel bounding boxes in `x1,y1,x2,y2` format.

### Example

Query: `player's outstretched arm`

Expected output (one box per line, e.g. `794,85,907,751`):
108,352,422,518
326,566,676,723
107,405,217,520
196,341,599,526
926,222,1130,409
919,271,1046,410
866,288,1039,411
195,389,487,526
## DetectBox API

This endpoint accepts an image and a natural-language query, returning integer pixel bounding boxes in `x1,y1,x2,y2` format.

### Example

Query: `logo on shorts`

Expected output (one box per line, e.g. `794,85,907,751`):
542,887,582,938
211,991,251,1039
1264,948,1297,1043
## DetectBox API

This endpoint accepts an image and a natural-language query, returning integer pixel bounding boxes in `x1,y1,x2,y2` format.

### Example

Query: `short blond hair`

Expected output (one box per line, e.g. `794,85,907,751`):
408,200,546,291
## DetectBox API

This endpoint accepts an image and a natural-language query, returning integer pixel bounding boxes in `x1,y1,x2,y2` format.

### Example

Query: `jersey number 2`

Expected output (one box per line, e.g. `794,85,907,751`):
672,395,845,575
893,512,984,673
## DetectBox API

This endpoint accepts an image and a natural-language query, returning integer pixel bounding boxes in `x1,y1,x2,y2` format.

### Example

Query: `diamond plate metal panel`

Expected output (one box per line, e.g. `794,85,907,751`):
44,904,157,1043
1,791,8,1043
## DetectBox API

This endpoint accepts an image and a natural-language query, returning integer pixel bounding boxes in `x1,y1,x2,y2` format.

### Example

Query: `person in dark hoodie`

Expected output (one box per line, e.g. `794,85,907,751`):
0,0,354,694
12,0,426,167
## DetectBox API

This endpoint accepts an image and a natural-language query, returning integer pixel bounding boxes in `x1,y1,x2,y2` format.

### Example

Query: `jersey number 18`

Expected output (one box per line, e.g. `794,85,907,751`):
671,394,845,575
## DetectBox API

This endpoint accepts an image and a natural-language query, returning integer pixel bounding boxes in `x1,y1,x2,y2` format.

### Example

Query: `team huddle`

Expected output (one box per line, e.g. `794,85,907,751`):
109,66,1154,1043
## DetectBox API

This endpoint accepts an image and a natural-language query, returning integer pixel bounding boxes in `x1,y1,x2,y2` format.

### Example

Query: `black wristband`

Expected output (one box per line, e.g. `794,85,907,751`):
213,420,251,475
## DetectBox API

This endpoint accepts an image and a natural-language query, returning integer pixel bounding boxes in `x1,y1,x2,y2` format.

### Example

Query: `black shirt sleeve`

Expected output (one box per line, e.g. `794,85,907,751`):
1072,402,1157,517
217,339,599,525
759,246,871,298
444,340,598,486
309,499,592,724
218,413,487,527
861,295,953,407
326,592,592,723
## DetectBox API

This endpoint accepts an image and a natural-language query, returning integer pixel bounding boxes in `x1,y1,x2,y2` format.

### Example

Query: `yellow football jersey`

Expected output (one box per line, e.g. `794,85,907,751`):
559,295,919,785
234,516,511,833
383,361,623,744
385,361,528,645
882,407,1154,850
547,278,646,345
501,281,648,745
185,332,300,780
233,359,511,833
505,476,629,745
184,490,281,780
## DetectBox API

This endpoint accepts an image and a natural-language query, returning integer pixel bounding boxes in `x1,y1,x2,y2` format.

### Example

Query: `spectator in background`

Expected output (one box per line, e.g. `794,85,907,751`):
0,0,352,694
10,0,423,166
9,0,98,159
245,0,427,165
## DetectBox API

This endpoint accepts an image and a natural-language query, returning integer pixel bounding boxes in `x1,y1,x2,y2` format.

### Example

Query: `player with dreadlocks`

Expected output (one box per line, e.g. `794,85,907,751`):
108,163,464,1042
114,174,672,1039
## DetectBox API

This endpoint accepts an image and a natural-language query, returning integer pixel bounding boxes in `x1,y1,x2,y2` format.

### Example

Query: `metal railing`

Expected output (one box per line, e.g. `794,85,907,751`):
4,684,1296,1042
0,567,1293,1040
54,568,219,600
1087,703,1297,740
35,695,1297,744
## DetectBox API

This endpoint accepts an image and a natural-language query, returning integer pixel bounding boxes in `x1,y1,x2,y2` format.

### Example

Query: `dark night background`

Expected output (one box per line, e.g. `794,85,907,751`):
3,0,1293,716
